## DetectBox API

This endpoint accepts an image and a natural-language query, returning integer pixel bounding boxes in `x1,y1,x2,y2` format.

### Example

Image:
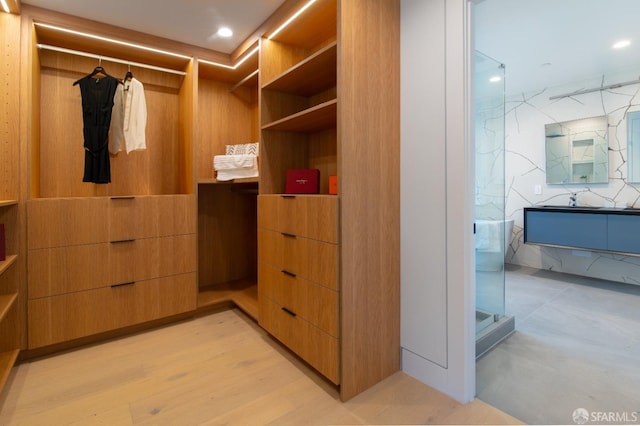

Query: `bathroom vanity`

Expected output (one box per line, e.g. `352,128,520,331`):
524,206,640,255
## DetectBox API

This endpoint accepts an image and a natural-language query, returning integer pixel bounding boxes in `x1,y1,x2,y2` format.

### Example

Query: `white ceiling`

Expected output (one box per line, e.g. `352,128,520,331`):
21,0,640,96
21,0,286,54
474,0,640,96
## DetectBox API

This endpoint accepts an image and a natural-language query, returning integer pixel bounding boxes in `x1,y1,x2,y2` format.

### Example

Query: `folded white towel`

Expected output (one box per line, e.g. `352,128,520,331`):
214,154,258,171
216,168,259,181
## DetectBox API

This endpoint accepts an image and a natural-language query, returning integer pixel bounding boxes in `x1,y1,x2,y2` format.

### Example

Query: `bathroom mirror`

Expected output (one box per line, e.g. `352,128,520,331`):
627,111,640,183
545,115,608,184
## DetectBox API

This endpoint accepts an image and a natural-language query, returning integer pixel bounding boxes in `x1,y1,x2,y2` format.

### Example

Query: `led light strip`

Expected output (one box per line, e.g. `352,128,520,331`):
1,0,11,14
34,22,192,60
37,44,187,76
198,46,259,70
268,0,317,40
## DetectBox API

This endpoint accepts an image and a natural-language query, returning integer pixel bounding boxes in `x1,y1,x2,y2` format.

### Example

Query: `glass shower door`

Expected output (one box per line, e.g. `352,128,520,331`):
474,51,508,342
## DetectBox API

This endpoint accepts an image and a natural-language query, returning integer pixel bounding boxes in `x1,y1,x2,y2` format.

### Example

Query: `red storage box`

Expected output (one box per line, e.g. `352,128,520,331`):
286,169,320,194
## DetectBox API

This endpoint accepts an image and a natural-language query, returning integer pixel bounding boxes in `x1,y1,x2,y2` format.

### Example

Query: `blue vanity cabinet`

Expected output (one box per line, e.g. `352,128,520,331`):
524,210,607,250
607,215,640,253
524,206,640,255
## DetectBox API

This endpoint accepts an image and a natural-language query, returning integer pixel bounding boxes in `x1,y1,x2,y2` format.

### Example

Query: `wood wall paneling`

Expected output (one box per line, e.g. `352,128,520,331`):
338,0,401,400
0,13,21,202
196,77,257,181
37,50,185,198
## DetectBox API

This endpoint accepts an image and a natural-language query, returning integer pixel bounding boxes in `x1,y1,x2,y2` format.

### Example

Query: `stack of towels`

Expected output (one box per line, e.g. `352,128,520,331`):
213,142,259,181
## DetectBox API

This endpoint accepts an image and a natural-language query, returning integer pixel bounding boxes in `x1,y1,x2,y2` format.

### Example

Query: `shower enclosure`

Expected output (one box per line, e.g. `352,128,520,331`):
474,51,514,358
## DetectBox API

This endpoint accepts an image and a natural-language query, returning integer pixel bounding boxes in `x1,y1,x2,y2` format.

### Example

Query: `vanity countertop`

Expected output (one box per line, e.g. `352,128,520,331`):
527,205,640,215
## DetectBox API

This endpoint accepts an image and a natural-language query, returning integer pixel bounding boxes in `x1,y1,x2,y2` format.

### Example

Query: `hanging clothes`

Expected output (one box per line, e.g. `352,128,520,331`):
110,77,147,155
76,74,119,184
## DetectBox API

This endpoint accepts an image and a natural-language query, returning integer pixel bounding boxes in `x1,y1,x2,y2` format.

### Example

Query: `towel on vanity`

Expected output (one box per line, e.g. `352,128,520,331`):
475,220,502,252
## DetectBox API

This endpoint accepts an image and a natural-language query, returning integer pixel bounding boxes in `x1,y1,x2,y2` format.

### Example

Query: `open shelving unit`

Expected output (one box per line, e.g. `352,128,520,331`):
196,46,260,320
0,9,23,397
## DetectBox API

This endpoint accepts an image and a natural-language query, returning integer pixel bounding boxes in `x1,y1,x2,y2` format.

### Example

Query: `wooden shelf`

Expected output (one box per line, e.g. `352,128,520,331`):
0,200,18,208
198,280,258,320
262,42,336,96
0,255,17,276
0,292,17,323
0,349,19,395
262,99,337,133
198,177,259,185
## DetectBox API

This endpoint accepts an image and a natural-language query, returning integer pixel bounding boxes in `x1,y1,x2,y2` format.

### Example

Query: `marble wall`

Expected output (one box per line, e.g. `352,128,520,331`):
504,68,640,285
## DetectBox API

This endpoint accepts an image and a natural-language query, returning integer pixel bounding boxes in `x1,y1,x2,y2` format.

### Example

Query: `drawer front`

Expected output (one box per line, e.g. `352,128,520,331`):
259,297,339,384
28,198,109,249
28,272,196,348
258,195,338,243
259,262,338,336
28,195,197,250
28,243,111,298
28,234,196,298
110,195,196,240
258,229,338,290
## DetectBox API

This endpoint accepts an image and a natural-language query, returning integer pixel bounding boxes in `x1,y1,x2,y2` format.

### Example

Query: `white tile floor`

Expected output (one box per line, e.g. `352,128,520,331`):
476,265,640,425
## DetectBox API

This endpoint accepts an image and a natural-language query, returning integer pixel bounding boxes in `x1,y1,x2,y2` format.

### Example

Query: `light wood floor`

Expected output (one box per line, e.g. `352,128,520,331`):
0,308,522,425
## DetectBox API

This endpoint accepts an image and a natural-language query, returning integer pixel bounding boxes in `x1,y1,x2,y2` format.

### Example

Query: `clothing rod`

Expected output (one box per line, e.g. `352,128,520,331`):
549,78,640,100
37,44,187,76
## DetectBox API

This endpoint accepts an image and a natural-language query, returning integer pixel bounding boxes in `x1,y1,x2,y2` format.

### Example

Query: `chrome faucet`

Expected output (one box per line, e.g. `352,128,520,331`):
569,192,577,207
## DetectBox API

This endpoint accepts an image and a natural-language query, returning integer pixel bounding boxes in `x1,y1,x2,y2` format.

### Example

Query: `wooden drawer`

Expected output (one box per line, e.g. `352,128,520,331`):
28,198,109,249
258,195,338,243
28,272,196,348
109,195,196,240
28,195,196,249
258,228,337,290
259,297,339,384
259,262,338,336
28,234,197,299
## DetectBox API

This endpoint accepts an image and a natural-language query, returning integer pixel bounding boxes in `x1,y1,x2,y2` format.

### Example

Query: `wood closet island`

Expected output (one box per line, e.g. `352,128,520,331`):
8,0,400,402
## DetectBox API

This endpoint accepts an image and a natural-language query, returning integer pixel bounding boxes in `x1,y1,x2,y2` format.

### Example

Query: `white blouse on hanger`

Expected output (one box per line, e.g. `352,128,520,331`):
109,77,147,154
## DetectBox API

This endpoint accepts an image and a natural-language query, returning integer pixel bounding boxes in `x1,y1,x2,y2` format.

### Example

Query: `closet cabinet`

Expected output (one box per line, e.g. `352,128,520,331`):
258,195,339,382
21,6,198,351
14,0,399,402
26,196,196,348
0,11,24,395
258,0,400,400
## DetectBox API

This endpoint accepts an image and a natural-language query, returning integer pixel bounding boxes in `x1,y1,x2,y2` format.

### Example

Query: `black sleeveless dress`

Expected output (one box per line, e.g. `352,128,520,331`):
77,75,119,184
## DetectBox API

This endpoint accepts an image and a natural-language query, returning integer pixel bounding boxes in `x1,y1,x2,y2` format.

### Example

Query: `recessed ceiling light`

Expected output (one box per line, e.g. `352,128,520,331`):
613,39,631,49
489,76,502,83
217,27,233,38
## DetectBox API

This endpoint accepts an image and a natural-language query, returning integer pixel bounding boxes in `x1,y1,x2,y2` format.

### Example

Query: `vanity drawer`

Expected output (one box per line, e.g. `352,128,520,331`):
258,195,338,243
259,262,338,337
524,210,607,250
259,297,339,384
258,228,338,290
28,272,196,348
28,234,196,298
